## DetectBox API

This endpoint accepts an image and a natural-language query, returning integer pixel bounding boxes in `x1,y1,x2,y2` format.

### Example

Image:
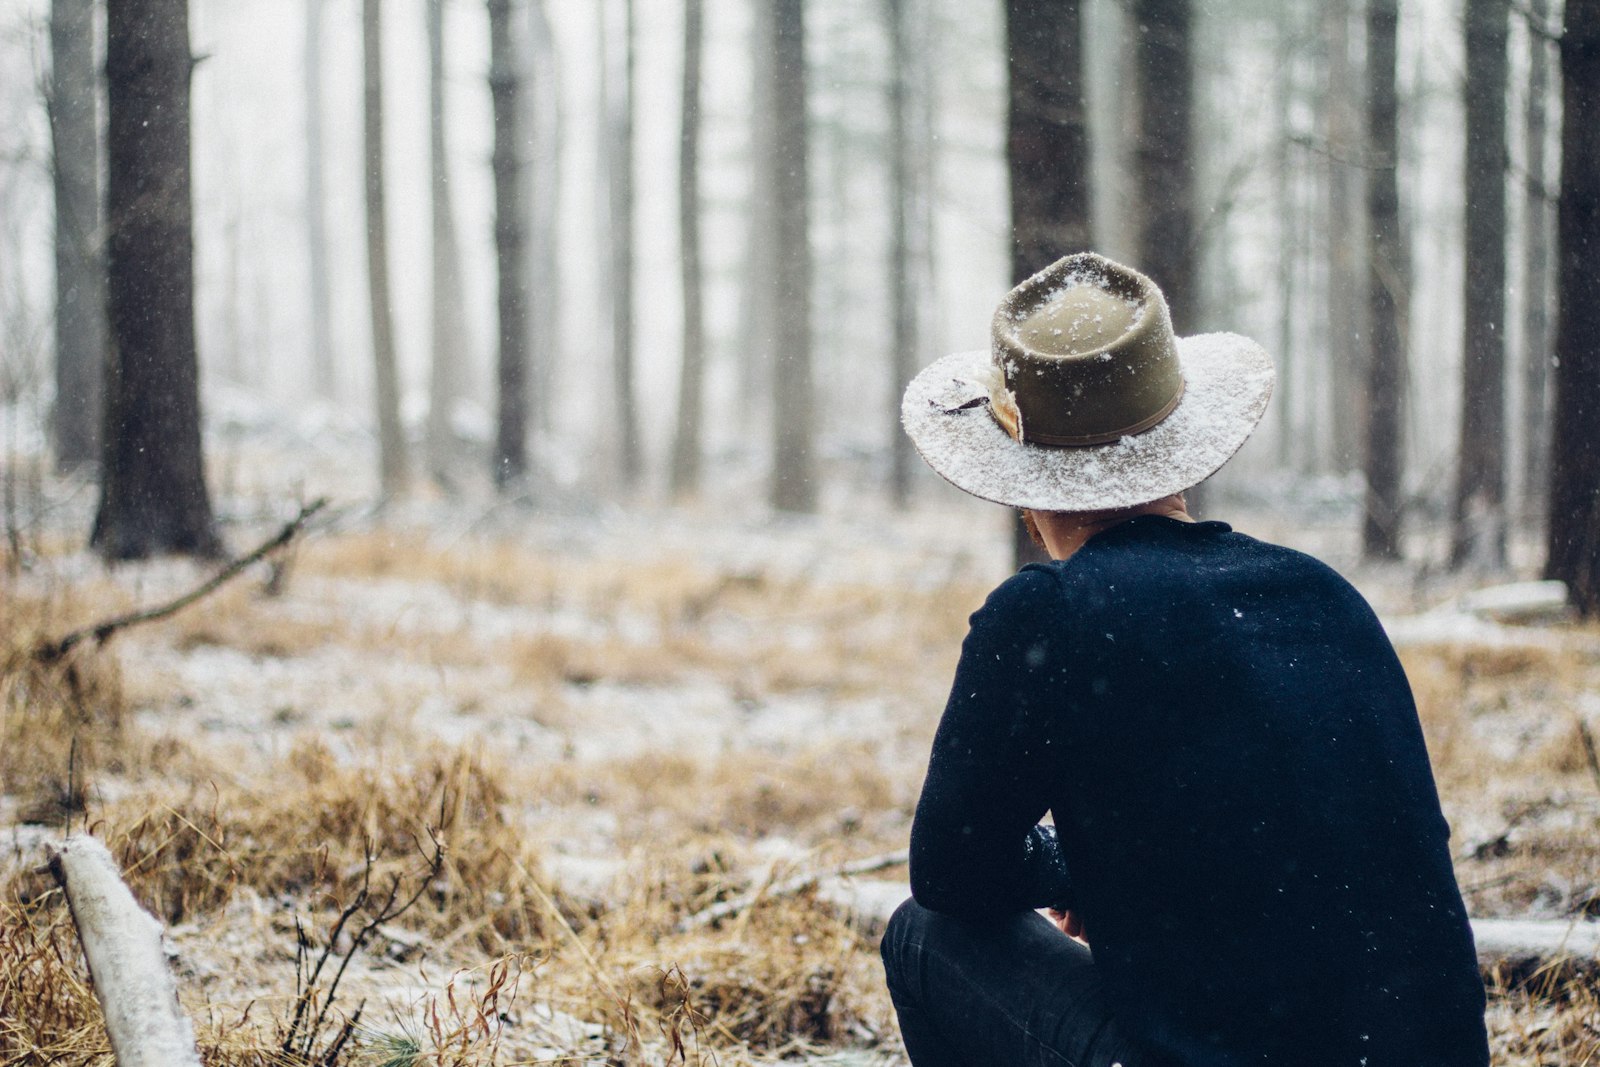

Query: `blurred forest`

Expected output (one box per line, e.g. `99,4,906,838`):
0,0,1592,606
3,2,1600,1064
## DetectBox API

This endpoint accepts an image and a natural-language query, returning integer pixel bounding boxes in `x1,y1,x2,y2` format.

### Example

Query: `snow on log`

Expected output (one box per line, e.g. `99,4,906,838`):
1455,580,1571,624
826,879,1600,976
1471,917,1600,970
47,836,202,1067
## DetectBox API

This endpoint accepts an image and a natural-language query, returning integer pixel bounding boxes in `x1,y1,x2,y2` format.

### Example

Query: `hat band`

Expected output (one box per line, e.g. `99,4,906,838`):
986,376,1186,447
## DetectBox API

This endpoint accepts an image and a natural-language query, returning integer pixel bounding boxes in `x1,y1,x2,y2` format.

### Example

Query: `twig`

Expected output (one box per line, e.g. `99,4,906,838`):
1510,0,1564,44
34,497,329,664
1575,715,1600,795
1287,133,1396,171
281,826,445,1063
676,849,909,933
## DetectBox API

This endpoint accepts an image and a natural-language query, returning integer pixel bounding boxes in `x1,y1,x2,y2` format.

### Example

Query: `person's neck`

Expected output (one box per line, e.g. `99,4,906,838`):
1032,498,1193,561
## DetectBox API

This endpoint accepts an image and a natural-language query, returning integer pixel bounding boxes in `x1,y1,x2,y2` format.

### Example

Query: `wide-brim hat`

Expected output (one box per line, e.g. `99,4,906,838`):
901,253,1275,513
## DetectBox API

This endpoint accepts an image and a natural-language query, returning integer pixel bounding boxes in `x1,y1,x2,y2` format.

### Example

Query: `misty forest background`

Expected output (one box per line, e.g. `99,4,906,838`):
4,2,1600,1065
0,0,1595,609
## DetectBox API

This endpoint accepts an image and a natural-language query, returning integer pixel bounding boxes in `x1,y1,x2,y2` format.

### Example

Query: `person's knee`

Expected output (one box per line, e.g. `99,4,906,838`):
881,896,933,989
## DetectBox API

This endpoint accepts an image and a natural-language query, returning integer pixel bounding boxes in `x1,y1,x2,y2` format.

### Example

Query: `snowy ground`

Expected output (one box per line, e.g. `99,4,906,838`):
4,451,1599,1062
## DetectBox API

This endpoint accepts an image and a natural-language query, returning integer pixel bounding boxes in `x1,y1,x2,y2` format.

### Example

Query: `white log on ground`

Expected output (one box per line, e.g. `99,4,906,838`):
834,879,1600,972
47,835,202,1067
1455,580,1572,624
1471,917,1600,964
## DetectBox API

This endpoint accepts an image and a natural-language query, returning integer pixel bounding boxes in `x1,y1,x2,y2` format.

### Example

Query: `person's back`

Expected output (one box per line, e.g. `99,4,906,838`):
886,253,1488,1067
1026,516,1486,1064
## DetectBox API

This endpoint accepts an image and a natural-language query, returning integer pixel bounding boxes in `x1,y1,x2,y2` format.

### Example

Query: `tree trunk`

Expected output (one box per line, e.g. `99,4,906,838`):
1521,0,1554,520
489,0,529,488
1273,2,1300,473
92,0,221,560
1006,0,1092,280
1132,0,1196,334
426,0,470,484
49,0,105,470
1547,0,1600,616
1132,0,1198,516
526,0,559,435
669,0,705,497
768,0,815,513
1362,0,1407,561
1324,0,1367,474
304,0,335,400
885,0,919,508
1005,0,1092,563
736,0,777,442
1451,0,1510,570
363,0,407,497
606,0,642,490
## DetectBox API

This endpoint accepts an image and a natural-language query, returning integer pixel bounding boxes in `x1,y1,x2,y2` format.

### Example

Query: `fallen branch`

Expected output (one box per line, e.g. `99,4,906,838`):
35,497,329,664
47,835,203,1067
1575,715,1600,795
676,849,909,933
1473,917,1600,990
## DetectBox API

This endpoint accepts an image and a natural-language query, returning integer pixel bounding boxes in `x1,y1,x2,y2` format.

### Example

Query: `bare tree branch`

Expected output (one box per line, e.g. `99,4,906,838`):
35,497,329,664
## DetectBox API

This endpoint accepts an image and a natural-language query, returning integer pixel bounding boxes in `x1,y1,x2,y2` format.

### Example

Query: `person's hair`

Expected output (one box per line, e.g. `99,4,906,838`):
1022,510,1047,550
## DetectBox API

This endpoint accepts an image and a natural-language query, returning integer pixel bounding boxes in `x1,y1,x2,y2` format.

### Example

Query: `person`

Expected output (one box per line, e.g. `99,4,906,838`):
881,253,1489,1067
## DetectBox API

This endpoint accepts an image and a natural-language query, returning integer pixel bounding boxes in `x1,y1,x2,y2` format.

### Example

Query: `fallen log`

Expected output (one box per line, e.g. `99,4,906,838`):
47,835,202,1067
675,849,909,933
815,877,1600,982
1472,916,1600,988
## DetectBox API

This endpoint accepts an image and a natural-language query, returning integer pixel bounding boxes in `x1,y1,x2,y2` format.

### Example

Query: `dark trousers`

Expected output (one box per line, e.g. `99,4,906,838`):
880,898,1146,1067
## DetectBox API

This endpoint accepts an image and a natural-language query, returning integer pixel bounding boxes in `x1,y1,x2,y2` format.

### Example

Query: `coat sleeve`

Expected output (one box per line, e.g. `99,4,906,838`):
909,566,1074,918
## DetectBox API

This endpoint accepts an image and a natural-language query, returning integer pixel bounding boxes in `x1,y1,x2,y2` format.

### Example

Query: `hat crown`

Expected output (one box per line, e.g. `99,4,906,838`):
991,253,1185,446
1005,282,1142,358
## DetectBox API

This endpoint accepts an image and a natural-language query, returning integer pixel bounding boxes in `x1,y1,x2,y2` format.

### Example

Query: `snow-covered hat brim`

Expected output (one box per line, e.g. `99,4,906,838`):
900,332,1275,513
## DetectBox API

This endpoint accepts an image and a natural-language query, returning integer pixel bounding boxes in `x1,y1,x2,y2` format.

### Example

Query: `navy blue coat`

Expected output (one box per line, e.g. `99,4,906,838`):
909,516,1488,1066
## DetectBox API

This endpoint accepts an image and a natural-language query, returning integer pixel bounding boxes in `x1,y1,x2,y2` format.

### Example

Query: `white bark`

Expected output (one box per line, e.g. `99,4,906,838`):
836,878,1600,973
1471,918,1600,965
47,836,202,1067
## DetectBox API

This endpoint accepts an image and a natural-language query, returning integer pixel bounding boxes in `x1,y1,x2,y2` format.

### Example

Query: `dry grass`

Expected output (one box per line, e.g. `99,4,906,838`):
0,590,130,826
6,532,1600,1065
1403,634,1600,921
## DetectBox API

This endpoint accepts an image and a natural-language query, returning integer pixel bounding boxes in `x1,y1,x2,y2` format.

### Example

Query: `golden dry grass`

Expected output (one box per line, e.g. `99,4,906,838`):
4,533,1600,1065
1403,634,1600,923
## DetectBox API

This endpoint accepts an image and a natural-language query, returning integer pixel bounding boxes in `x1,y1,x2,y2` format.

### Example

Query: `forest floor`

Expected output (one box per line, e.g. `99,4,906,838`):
2,468,1599,1065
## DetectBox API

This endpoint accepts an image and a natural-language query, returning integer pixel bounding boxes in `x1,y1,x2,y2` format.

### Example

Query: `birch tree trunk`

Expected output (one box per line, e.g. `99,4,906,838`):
49,0,104,469
304,0,335,400
426,0,470,484
92,0,221,560
1547,0,1600,616
1451,0,1510,570
670,0,705,497
768,0,815,513
490,0,529,488
363,0,408,497
1362,0,1407,561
